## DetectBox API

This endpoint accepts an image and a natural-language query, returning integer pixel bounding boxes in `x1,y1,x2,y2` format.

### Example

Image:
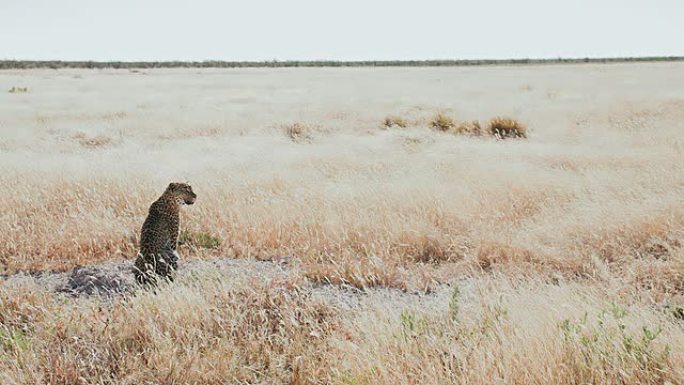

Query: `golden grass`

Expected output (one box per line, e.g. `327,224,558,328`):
454,120,482,136
429,115,483,136
3,275,683,384
487,116,528,138
330,279,684,385
0,124,680,295
2,67,684,383
0,276,337,384
429,112,456,131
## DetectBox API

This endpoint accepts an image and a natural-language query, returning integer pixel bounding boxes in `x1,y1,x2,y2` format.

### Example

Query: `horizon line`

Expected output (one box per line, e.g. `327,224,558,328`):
2,56,683,69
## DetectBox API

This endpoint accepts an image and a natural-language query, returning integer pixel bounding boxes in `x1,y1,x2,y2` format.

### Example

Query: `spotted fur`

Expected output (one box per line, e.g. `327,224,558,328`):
134,182,196,285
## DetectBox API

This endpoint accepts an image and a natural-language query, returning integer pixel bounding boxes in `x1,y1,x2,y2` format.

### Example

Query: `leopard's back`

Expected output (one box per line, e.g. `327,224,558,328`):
134,197,181,284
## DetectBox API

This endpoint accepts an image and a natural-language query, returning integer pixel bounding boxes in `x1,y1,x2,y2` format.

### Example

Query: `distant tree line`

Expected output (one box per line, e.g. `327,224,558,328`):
0,57,682,70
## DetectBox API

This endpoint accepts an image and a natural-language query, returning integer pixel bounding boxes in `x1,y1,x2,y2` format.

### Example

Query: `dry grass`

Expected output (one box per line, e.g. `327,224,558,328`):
7,86,29,93
329,278,684,385
382,115,409,128
487,117,528,138
2,275,683,384
72,132,114,148
1,65,684,383
429,112,456,131
429,115,482,136
0,276,337,384
284,122,312,142
454,120,482,136
179,229,222,250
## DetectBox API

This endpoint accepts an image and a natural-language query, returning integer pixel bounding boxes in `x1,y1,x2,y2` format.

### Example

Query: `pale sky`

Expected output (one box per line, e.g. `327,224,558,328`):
1,0,682,61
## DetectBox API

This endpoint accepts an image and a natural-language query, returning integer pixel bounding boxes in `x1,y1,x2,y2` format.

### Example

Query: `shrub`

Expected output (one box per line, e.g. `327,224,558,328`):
8,86,29,93
487,117,527,139
284,122,311,143
558,304,672,381
455,120,482,136
430,113,456,131
383,115,408,128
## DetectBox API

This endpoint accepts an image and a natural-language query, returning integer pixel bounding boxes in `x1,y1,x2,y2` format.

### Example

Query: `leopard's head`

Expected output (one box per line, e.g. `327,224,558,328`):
166,182,197,205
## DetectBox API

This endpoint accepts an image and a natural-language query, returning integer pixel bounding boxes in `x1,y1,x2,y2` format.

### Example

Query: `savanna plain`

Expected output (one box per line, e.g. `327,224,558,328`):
1,63,683,384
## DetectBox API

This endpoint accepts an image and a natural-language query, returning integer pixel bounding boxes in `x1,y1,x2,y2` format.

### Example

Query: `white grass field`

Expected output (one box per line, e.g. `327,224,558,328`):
1,63,683,384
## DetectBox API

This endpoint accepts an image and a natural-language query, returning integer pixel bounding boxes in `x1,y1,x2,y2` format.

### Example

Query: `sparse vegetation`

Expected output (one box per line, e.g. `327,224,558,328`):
72,132,113,148
1,56,682,70
454,120,482,136
558,305,672,383
430,112,456,131
179,229,221,250
383,115,409,128
7,86,29,93
284,122,311,142
487,116,528,138
429,115,484,136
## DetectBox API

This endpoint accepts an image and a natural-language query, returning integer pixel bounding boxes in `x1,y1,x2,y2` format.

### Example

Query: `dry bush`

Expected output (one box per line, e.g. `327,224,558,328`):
429,113,456,131
382,115,408,128
284,122,312,142
454,120,482,136
7,86,29,94
487,117,527,138
429,115,481,136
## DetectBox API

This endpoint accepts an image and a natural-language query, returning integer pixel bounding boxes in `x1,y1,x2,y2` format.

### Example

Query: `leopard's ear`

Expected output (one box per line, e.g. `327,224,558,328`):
167,182,179,191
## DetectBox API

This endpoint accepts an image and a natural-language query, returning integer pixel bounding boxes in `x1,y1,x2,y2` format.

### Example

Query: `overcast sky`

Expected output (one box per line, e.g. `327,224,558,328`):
1,0,682,61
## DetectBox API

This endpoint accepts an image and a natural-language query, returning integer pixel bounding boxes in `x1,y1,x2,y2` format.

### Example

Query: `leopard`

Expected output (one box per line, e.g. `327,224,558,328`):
134,182,196,285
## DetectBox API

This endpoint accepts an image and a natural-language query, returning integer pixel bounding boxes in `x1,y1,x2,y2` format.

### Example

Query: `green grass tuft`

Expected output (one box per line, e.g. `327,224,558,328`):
179,230,221,250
